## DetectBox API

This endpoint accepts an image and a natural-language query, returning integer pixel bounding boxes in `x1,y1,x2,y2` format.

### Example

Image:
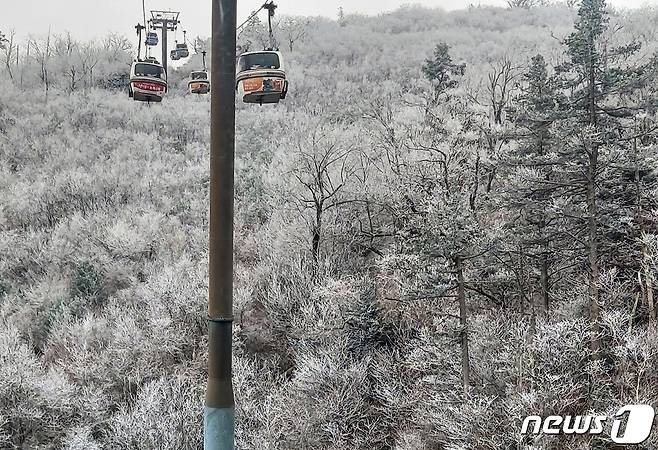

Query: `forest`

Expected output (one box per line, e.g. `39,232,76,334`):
1,0,658,448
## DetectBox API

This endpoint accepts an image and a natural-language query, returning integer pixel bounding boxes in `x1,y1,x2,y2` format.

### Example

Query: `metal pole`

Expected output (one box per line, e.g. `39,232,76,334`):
264,2,277,50
268,9,273,49
204,0,236,448
143,0,147,35
136,24,144,61
161,22,168,76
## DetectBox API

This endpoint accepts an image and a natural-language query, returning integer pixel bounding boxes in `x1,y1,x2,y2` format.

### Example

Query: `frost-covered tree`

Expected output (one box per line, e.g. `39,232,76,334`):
507,0,548,8
555,0,654,352
237,16,271,54
274,120,362,272
279,17,309,52
422,42,466,96
506,54,563,315
1,30,16,81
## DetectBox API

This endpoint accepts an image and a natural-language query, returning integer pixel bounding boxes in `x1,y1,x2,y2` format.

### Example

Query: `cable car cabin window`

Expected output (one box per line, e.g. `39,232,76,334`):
192,72,208,80
238,53,280,72
135,64,165,80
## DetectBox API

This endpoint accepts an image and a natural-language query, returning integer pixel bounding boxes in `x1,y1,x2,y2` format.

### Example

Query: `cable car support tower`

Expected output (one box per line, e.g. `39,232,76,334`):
149,10,180,75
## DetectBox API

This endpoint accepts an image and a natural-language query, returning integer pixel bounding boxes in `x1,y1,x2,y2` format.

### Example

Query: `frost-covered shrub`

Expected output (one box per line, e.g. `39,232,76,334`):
345,293,410,358
106,377,203,450
62,426,103,450
0,277,71,350
70,260,103,300
0,325,79,448
268,342,394,450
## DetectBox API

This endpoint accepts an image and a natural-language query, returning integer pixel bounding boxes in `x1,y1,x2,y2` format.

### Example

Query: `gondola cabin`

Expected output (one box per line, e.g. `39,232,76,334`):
189,71,210,95
236,51,288,104
146,32,159,46
176,43,190,59
170,49,181,61
129,60,167,102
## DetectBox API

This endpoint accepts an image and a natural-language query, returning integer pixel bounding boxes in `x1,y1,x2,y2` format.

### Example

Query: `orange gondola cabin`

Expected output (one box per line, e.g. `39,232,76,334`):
236,51,288,104
189,71,210,95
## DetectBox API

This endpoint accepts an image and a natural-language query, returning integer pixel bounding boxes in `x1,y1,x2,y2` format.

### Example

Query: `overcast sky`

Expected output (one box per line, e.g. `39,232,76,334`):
2,0,656,42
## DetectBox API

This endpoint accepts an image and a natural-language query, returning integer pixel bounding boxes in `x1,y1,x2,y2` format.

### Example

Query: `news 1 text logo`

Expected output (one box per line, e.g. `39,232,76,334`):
521,405,656,445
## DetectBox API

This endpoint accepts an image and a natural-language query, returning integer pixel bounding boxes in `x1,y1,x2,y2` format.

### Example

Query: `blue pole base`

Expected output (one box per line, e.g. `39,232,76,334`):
204,406,235,450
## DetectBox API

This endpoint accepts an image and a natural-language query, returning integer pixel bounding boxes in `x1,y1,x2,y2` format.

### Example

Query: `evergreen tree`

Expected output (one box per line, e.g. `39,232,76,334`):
556,0,653,351
505,54,564,316
422,43,466,96
602,113,658,326
394,73,495,394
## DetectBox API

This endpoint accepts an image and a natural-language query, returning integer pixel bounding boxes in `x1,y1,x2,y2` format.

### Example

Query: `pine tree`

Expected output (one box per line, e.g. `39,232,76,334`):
506,54,563,315
395,63,494,393
603,113,658,326
556,0,653,351
338,7,347,27
422,43,466,97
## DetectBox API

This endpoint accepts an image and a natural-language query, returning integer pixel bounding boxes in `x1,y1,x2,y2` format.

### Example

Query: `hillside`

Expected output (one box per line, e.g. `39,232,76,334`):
2,3,658,449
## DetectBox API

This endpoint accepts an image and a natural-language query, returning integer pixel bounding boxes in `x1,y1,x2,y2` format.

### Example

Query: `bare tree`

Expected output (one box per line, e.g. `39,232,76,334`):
79,43,100,90
279,17,309,52
102,33,132,60
51,32,79,93
53,32,76,57
1,30,17,81
487,57,520,125
287,127,359,271
238,16,271,53
507,0,548,7
30,31,53,98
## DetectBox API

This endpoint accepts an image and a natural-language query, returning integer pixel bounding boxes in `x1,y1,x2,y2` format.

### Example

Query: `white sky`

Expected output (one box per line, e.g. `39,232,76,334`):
2,0,656,42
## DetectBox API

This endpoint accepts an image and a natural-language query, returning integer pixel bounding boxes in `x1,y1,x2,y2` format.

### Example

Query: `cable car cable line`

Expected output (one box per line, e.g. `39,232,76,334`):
236,2,269,33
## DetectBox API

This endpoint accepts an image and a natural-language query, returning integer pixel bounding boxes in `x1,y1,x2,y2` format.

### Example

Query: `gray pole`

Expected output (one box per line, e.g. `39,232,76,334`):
161,23,168,76
136,24,144,61
204,0,236,448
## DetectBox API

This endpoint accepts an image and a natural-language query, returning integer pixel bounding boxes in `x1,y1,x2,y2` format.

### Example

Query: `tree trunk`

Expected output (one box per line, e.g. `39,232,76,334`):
539,215,550,315
538,125,550,315
456,256,470,394
644,245,656,327
587,147,600,354
494,107,502,126
586,38,600,354
469,153,480,211
312,203,322,272
633,134,656,327
540,251,550,314
518,244,527,314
